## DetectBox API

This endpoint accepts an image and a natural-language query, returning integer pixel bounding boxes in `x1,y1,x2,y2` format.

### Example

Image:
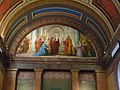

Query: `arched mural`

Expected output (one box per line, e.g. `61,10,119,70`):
16,25,96,57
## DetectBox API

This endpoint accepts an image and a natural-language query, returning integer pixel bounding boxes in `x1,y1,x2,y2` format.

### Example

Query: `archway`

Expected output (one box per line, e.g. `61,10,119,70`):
16,25,96,57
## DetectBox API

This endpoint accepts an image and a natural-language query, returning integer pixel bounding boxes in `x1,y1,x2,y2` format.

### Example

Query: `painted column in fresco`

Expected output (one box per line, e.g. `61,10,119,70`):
31,29,37,51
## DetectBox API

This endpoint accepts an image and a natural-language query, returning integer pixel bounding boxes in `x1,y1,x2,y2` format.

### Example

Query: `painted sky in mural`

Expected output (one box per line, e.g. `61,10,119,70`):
16,25,96,57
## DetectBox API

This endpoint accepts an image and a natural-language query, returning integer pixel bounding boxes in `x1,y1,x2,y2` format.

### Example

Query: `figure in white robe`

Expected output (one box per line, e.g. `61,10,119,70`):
75,41,82,57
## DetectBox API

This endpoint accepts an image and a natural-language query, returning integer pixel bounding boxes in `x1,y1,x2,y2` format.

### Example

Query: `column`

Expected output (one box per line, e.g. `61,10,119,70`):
34,69,43,90
3,69,18,90
31,29,37,51
71,70,79,90
96,70,108,90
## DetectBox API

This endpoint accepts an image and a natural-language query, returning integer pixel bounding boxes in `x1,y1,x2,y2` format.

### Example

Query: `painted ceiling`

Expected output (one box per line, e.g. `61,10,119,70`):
0,0,120,58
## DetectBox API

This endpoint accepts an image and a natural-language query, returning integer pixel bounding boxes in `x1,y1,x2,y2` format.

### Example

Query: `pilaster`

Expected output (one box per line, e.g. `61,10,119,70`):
71,70,79,90
3,69,18,90
96,70,108,90
34,69,43,90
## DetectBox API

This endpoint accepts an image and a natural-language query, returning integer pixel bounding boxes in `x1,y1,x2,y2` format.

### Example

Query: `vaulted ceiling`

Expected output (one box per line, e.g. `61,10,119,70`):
0,0,120,59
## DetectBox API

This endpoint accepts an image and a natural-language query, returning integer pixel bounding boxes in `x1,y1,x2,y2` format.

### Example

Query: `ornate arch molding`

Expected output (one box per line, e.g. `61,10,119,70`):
0,0,114,58
8,16,104,58
1,0,112,41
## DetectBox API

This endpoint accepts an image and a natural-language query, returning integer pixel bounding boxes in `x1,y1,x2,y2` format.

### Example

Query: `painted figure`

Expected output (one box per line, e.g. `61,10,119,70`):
75,41,82,57
33,36,48,56
50,37,57,55
50,37,60,55
35,37,44,52
21,37,30,53
56,38,60,54
63,35,73,55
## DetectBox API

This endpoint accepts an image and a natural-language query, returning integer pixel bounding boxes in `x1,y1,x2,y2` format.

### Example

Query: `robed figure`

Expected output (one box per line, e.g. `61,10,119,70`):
50,37,60,55
63,35,73,55
21,37,30,53
50,37,57,55
34,37,44,52
75,41,82,57
33,37,48,56
33,42,48,56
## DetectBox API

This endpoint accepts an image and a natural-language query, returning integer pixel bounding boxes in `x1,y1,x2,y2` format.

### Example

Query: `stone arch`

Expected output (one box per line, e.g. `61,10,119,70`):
8,16,103,58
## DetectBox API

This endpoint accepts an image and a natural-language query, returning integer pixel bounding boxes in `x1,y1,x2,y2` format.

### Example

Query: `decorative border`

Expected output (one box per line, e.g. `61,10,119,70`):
85,17,108,47
8,56,104,70
0,0,23,35
92,0,120,32
6,16,28,46
32,7,82,20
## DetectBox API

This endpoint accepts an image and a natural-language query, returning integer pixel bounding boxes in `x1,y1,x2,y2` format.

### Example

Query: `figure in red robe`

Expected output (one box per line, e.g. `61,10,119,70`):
35,37,44,52
63,35,73,55
21,37,30,53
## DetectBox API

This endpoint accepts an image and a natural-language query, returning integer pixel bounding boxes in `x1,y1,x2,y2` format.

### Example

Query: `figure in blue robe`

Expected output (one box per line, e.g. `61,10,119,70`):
33,42,48,56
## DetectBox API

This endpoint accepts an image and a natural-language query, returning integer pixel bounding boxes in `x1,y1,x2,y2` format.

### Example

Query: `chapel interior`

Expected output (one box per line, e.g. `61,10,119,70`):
0,0,120,90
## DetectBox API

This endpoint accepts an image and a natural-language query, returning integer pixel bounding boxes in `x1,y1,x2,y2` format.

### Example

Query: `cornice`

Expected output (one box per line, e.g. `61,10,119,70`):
7,56,105,70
